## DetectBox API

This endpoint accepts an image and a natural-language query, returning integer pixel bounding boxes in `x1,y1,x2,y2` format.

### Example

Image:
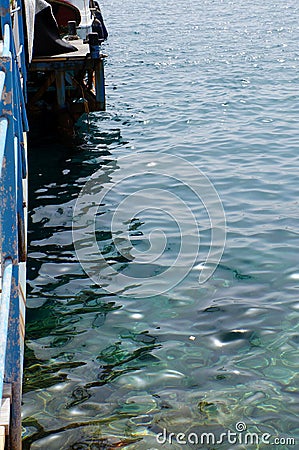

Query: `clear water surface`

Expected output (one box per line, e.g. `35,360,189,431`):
23,0,299,448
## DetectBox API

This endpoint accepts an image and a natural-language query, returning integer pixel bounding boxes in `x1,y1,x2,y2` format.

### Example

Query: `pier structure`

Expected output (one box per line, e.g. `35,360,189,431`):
28,38,107,133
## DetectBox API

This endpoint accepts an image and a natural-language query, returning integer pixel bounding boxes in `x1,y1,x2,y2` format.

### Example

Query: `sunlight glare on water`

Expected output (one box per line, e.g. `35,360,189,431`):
23,0,299,448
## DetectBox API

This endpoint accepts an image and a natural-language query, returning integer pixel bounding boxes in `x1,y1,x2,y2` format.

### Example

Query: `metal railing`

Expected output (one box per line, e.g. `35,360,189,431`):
0,0,28,448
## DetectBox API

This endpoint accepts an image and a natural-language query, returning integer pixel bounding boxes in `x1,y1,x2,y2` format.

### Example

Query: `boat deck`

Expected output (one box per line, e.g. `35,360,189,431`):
31,39,104,62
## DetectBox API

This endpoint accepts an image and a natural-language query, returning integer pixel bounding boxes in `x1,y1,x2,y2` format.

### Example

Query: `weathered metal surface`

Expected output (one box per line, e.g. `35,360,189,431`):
0,118,8,179
0,261,12,401
15,0,28,98
5,267,22,450
0,1,28,448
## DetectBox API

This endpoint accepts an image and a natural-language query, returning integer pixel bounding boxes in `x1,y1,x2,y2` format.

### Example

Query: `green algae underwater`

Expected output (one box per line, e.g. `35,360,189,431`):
23,0,299,448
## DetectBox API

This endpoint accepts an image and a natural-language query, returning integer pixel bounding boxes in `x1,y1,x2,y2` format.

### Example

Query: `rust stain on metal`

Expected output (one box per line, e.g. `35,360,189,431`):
2,88,12,106
1,108,13,116
0,7,10,15
0,58,11,71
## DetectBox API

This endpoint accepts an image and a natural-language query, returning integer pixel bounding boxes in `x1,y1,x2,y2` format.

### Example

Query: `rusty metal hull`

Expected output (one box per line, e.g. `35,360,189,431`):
1,1,28,448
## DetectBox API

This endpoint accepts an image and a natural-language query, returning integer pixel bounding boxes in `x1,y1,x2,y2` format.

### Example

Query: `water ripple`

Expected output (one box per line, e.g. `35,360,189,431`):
23,0,299,448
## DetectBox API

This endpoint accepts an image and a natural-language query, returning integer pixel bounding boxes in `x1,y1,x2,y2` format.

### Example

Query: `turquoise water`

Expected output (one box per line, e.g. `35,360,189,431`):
23,0,299,448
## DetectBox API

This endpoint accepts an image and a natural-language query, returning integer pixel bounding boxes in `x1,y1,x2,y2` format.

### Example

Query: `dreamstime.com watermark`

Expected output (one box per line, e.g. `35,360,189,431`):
72,152,226,298
156,422,296,447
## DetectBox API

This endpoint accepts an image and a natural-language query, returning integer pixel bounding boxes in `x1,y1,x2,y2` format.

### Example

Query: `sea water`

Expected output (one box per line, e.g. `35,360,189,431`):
23,0,299,448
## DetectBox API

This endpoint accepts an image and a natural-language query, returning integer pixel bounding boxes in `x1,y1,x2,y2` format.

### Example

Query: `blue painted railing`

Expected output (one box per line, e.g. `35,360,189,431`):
0,0,28,447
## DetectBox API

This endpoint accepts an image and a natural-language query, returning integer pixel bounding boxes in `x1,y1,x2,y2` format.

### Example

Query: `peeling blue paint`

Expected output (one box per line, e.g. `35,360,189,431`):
1,0,28,448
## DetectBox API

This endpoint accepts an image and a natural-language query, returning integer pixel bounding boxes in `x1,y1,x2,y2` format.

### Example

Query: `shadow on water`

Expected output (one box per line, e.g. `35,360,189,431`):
24,119,152,448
